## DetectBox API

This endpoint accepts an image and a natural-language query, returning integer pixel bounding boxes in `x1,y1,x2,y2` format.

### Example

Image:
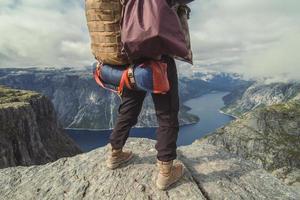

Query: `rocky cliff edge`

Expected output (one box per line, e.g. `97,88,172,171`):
0,86,82,169
0,138,299,200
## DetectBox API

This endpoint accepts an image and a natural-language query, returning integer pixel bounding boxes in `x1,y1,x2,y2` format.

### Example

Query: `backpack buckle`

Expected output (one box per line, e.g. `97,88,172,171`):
127,65,136,88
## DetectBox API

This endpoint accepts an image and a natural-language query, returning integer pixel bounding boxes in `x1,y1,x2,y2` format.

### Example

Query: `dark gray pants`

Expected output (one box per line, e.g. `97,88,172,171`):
110,56,179,161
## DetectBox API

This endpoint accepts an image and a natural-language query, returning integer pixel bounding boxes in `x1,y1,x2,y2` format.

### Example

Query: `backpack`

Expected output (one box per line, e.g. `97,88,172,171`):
120,0,192,63
85,0,129,65
86,0,193,65
88,0,193,95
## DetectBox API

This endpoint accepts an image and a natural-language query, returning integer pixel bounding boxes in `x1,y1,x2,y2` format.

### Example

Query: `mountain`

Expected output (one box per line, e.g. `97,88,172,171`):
1,83,299,199
202,80,300,189
222,82,300,117
201,101,300,189
0,138,299,200
0,86,82,169
0,67,249,129
178,67,252,100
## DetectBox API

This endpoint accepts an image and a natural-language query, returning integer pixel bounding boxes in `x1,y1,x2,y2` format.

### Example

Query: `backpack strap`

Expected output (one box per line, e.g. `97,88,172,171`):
94,62,136,96
117,69,126,95
93,63,119,94
127,65,136,89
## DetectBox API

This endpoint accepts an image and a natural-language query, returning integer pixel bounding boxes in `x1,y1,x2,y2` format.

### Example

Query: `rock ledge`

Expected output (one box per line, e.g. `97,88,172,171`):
0,138,299,200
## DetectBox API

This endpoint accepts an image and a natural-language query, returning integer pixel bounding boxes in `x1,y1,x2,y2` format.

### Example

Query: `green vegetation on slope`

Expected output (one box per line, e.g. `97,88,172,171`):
201,100,300,186
263,100,300,113
0,85,40,108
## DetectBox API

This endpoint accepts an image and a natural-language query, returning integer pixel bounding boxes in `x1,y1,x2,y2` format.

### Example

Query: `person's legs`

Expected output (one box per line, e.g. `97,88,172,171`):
109,87,147,149
152,56,183,190
107,87,146,169
151,56,180,162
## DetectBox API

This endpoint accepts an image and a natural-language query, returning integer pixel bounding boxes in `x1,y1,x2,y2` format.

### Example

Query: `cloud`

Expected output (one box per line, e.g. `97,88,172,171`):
238,29,300,81
188,0,300,81
0,0,93,68
0,0,299,81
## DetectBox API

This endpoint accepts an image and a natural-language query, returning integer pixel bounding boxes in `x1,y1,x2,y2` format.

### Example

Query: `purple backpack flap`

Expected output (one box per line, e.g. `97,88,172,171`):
121,0,189,62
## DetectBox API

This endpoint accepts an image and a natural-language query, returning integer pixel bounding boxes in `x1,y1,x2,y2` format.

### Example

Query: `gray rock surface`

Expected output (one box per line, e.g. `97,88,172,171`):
179,140,300,200
0,86,82,169
0,138,299,200
0,139,205,200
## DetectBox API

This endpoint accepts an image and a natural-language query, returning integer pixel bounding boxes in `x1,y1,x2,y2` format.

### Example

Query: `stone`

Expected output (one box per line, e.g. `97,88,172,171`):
179,140,300,200
0,139,205,200
0,138,299,200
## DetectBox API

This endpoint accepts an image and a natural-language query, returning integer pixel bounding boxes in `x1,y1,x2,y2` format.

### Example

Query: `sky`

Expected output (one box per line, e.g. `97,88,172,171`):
0,0,299,81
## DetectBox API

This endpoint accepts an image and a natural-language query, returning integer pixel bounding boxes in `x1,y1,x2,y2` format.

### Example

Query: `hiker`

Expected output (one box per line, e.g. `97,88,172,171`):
85,0,193,190
106,55,183,190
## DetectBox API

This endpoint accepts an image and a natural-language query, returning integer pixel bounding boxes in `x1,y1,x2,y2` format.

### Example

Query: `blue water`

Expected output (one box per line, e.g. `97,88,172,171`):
66,92,234,152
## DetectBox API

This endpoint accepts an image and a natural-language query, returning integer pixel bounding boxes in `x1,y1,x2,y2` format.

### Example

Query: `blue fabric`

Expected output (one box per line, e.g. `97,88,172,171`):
97,63,154,92
134,65,153,92
100,64,125,86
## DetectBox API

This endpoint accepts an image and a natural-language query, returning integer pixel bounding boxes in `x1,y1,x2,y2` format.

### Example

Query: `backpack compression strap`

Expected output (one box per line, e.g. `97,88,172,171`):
93,63,119,94
127,65,136,89
94,62,136,96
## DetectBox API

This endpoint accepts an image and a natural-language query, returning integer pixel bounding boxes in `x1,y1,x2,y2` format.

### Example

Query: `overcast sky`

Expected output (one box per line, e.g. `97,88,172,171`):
0,0,299,81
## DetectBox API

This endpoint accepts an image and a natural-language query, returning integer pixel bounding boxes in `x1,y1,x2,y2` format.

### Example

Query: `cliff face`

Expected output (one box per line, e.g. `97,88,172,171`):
202,101,300,188
0,138,299,200
0,86,82,169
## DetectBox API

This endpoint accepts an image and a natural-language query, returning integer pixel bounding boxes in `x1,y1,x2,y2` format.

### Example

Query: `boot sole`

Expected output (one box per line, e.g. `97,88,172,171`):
106,153,134,170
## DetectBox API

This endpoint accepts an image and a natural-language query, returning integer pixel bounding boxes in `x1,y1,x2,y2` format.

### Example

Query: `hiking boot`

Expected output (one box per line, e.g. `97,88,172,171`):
156,159,184,190
106,145,133,170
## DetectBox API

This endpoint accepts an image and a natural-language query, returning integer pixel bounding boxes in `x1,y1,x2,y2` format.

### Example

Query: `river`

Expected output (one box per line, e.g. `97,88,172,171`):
66,91,234,152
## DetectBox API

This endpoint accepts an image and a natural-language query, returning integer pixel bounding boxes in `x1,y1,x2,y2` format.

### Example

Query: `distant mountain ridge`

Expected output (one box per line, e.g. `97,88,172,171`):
0,67,249,129
222,81,300,117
